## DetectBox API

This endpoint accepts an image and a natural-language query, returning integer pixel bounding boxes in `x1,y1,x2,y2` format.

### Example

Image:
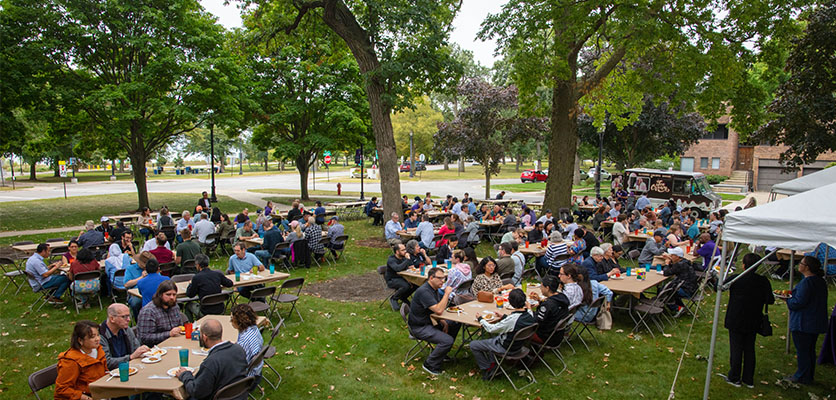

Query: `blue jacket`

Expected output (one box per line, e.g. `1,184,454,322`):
787,275,828,334
581,257,608,282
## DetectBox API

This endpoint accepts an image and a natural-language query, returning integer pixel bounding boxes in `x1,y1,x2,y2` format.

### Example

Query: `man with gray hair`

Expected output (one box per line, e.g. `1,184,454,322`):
582,246,619,282
175,210,192,243
78,220,105,249
192,212,215,245
100,303,149,369
176,319,249,399
384,212,404,241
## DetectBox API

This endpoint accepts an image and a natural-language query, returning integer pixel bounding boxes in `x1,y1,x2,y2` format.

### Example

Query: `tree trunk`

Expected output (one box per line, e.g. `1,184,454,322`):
484,165,491,200
443,157,449,170
458,158,464,172
536,142,542,171
320,2,401,220
53,158,60,177
264,155,268,171
515,156,522,172
129,149,150,210
296,153,311,201
28,161,37,180
544,74,579,212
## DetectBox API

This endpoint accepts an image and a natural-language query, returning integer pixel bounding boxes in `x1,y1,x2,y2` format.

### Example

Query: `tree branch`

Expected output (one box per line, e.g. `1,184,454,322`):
574,45,627,101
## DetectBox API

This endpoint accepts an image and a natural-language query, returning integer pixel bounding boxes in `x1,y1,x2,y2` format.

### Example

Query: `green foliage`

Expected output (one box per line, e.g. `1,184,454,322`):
392,97,443,159
754,2,836,168
705,175,729,184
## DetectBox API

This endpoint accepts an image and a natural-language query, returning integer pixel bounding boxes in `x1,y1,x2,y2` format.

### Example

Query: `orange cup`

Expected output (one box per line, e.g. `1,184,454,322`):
525,241,529,248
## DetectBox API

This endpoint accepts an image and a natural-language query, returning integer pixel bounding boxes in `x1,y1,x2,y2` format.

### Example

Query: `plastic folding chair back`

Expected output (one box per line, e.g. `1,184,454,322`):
457,279,474,294
201,292,231,315
248,286,278,322
158,262,177,277
213,375,255,400
181,260,197,274
570,296,605,351
45,238,65,243
28,363,57,400
0,256,24,295
530,313,574,376
490,323,539,391
631,282,678,338
247,345,271,376
273,277,304,323
172,273,194,283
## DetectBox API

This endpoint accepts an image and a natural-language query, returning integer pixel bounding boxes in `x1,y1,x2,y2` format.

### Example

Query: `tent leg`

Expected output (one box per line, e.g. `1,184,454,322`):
703,237,727,400
786,253,794,354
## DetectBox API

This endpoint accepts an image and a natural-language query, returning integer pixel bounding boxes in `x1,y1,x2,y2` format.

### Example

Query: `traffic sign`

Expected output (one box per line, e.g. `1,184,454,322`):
419,154,425,162
323,150,331,157
324,155,332,164
59,160,67,177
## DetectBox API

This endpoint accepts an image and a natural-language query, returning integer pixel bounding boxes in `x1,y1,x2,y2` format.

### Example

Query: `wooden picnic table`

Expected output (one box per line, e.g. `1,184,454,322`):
578,204,597,212
325,201,368,208
518,242,547,257
397,227,440,241
478,198,517,206
127,270,290,298
12,240,71,254
601,270,670,298
88,314,267,400
58,260,106,273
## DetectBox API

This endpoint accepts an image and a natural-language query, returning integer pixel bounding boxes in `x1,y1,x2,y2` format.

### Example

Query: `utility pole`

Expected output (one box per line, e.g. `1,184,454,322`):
210,123,217,202
409,130,415,178
238,141,243,175
595,127,604,199
360,144,365,200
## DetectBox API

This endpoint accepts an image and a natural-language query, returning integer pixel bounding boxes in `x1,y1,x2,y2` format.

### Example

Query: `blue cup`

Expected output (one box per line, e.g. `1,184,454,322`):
645,264,650,272
431,260,437,268
119,362,129,382
235,271,240,281
446,260,452,269
269,263,275,274
179,349,189,367
656,264,662,272
420,265,425,275
626,267,632,276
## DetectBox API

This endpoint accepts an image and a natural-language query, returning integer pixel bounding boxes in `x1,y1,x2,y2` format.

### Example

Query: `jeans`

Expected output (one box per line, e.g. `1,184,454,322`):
727,330,757,385
470,336,507,370
411,322,460,371
386,277,416,303
139,228,153,240
41,274,70,298
254,250,272,267
792,331,819,383
127,295,142,321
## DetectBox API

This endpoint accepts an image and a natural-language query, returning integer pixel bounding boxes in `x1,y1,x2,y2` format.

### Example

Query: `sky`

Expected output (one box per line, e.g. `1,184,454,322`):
198,0,507,68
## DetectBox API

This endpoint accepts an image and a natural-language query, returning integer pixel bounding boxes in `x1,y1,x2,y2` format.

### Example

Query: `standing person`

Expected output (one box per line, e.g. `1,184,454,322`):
25,243,70,304
782,256,828,384
137,280,183,347
407,267,460,375
313,201,327,225
175,319,248,399
187,254,234,317
100,304,150,370
54,320,108,400
471,289,537,380
718,253,774,388
385,243,418,311
197,191,212,212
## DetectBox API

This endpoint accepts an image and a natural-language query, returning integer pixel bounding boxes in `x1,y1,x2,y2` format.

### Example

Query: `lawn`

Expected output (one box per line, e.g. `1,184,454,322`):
1,217,833,399
0,193,258,233
719,193,746,202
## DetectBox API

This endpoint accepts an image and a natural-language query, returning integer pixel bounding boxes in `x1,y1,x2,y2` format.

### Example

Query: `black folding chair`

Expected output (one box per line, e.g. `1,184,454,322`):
172,273,194,283
180,260,197,274
399,303,435,363
248,286,278,324
488,323,539,391
377,266,397,309
272,277,304,323
270,242,292,273
23,270,58,312
530,313,574,377
631,282,678,338
261,321,285,390
568,296,605,351
246,345,271,397
200,292,231,315
213,375,255,400
28,363,57,400
0,256,25,295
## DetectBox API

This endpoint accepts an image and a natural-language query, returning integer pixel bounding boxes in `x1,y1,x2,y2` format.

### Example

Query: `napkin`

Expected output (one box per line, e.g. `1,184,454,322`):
162,346,182,349
192,349,209,356
148,375,173,379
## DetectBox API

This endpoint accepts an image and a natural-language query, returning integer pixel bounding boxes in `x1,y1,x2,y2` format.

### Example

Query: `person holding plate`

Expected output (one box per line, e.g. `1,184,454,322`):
55,320,107,400
100,303,149,370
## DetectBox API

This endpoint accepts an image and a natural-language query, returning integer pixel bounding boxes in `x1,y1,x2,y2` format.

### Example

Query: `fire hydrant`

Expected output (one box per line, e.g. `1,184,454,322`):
337,182,342,196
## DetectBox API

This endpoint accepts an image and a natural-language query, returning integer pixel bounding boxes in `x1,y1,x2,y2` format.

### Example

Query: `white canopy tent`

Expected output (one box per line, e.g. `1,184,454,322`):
770,165,836,197
702,182,836,399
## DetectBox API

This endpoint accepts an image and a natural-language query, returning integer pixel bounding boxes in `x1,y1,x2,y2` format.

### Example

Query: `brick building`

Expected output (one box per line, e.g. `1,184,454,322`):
681,116,836,192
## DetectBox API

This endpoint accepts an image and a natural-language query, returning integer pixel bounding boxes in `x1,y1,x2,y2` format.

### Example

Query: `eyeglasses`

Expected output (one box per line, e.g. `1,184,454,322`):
558,272,568,276
431,275,444,280
116,314,131,320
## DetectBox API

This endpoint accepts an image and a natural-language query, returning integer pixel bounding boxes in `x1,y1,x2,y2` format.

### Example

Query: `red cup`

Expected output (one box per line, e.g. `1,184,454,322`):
541,239,548,247
184,322,192,338
525,241,529,248
686,246,691,253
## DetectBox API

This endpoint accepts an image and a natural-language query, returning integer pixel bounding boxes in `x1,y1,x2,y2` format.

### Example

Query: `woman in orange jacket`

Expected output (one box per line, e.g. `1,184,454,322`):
55,320,108,400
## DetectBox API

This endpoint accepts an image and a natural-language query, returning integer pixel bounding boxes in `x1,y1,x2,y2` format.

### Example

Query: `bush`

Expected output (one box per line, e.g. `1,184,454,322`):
705,174,728,184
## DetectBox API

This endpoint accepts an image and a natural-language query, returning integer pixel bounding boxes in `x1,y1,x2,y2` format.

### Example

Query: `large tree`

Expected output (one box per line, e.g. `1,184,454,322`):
434,79,547,199
18,0,246,209
754,2,836,167
244,0,462,217
243,10,370,200
578,97,707,170
480,0,815,211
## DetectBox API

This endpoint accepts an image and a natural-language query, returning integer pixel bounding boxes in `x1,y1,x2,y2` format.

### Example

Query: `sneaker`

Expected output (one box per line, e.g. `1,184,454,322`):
422,363,441,376
390,298,400,312
717,373,741,387
770,274,782,280
482,364,497,381
674,306,685,318
47,297,62,305
744,383,754,389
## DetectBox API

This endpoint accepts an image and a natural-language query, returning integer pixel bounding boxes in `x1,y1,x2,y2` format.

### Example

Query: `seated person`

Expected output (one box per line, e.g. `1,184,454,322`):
662,247,698,317
192,212,216,244
234,220,258,246
539,232,569,276
566,229,586,264
124,251,154,319
148,234,174,266
141,231,171,252
175,319,248,399
135,259,170,307
612,214,629,246
528,221,545,243
156,208,175,232
55,320,107,400
600,243,625,273
227,243,265,299
581,246,619,282
25,243,70,304
314,201,327,225
638,232,666,265
405,239,431,269
325,216,346,259
303,212,326,259
471,289,537,380
404,212,420,229
407,267,460,375
99,303,149,370
175,211,193,242
385,243,418,311
440,250,473,301
529,275,570,345
78,220,105,249
435,235,458,263
187,254,234,316
96,216,115,241
574,269,613,322
581,227,600,258
693,232,718,271
562,215,578,239
60,239,80,270
470,257,514,295
67,248,101,308
501,228,525,246
230,304,263,382
384,212,404,241
415,214,435,250
175,229,201,272
253,218,283,267
137,280,183,346
666,225,688,247
495,242,516,279
364,197,384,226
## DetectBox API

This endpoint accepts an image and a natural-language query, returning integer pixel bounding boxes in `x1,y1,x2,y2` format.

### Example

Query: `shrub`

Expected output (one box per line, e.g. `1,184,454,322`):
705,174,728,184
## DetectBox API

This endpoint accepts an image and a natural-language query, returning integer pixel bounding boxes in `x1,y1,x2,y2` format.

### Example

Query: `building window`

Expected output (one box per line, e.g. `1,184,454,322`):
702,124,729,140
700,157,708,169
712,157,720,169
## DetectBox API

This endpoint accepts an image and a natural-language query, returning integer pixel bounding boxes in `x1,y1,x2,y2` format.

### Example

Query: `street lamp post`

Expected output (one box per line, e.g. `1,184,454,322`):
595,127,604,199
209,123,217,202
409,131,415,178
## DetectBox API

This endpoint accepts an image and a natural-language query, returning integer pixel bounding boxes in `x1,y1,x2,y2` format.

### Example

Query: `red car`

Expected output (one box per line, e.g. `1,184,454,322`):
520,169,548,182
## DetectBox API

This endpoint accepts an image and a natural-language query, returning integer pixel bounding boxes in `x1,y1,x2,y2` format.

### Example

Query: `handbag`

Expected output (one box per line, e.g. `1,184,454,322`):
758,304,772,337
477,291,494,303
596,301,613,330
72,278,100,294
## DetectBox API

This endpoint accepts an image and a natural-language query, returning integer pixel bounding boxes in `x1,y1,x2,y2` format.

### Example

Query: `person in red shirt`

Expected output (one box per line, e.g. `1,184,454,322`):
148,235,174,266
68,248,101,308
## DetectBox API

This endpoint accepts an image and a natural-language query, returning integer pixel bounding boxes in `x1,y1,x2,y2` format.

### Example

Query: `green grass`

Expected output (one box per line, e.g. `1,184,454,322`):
492,180,612,193
0,193,258,233
719,193,746,201
1,216,834,399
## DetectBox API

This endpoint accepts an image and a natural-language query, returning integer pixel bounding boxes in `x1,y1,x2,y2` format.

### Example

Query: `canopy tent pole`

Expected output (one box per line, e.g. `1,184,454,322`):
721,248,778,289
787,252,795,354
703,234,727,400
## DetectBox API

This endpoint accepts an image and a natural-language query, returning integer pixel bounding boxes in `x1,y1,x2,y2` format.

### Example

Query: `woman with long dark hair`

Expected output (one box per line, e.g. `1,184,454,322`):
55,320,107,400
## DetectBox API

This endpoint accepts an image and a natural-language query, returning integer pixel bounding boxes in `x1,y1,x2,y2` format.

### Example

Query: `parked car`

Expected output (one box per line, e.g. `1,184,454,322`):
399,161,426,172
587,168,612,180
579,169,588,180
520,169,548,183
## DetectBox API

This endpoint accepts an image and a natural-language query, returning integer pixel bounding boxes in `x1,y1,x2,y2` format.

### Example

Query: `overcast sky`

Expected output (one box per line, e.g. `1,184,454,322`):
199,0,507,68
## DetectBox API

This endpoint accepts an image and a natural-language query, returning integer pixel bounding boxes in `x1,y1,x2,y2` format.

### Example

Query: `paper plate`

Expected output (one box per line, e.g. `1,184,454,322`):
109,366,138,377
167,366,196,377
141,356,161,364
143,347,167,357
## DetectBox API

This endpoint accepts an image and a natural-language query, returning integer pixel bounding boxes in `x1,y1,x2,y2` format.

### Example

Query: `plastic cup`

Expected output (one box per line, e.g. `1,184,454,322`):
431,260,437,268
525,241,530,248
656,264,662,272
235,271,240,282
119,362,129,382
179,349,189,367
420,265,425,275
522,281,527,294
184,322,192,338
269,263,275,274
645,264,650,272
686,246,691,253
541,239,548,247
252,266,258,275
495,296,503,309
626,267,632,276
446,260,452,269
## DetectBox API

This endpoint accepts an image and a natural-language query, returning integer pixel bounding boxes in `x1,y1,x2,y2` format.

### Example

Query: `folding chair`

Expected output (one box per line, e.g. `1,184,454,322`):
558,208,571,222
272,277,304,323
45,238,65,243
324,234,349,264
111,269,128,303
568,296,605,351
28,363,57,400
180,260,197,274
200,292,231,315
487,323,539,391
260,321,284,389
158,262,177,277
201,233,220,256
172,273,194,283
270,242,292,273
317,236,332,265
23,270,58,312
399,303,435,363
213,375,255,400
631,282,678,338
377,266,397,309
246,345,271,398
0,256,25,295
70,270,104,313
530,313,574,377
248,286,277,324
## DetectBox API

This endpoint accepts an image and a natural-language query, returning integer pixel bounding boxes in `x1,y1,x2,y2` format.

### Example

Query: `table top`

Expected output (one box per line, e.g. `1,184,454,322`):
127,270,290,298
518,242,546,257
578,204,597,211
431,290,540,328
326,201,368,207
105,212,161,222
425,210,451,219
88,315,266,400
13,240,71,253
479,198,516,205
397,227,440,240
601,270,670,298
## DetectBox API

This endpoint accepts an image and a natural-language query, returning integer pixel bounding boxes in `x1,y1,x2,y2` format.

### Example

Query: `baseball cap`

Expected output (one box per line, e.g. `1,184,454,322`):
667,247,685,257
100,216,109,222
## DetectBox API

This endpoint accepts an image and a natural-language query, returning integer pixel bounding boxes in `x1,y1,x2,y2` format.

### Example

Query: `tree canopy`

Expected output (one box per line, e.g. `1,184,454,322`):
392,97,443,162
